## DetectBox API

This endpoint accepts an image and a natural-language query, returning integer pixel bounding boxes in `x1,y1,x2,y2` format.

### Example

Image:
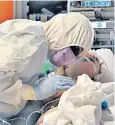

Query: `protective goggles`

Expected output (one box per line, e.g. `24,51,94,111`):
50,47,83,67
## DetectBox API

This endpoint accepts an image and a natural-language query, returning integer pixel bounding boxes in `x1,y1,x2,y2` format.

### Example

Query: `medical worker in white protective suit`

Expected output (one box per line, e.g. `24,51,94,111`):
43,12,114,86
0,13,94,118
0,12,114,120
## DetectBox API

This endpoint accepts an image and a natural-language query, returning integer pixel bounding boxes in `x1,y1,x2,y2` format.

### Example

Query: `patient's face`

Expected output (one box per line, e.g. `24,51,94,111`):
37,107,57,125
65,55,100,80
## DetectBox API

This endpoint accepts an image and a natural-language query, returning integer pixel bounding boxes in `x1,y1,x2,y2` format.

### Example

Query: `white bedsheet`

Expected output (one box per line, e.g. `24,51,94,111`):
100,82,114,125
41,74,114,125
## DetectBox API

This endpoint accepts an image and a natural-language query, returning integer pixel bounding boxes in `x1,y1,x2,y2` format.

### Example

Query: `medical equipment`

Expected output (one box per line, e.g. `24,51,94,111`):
26,1,67,22
26,99,59,125
68,0,114,52
68,0,114,20
101,101,108,109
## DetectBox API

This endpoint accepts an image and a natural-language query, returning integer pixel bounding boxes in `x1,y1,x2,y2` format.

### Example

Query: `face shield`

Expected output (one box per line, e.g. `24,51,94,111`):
50,46,83,67
50,47,77,67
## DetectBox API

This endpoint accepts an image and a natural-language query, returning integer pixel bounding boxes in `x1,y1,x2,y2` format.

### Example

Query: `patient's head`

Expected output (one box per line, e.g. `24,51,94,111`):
54,54,101,99
55,55,100,80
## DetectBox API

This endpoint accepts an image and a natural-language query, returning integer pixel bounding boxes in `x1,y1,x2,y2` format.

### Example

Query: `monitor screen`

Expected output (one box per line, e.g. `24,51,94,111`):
71,0,112,7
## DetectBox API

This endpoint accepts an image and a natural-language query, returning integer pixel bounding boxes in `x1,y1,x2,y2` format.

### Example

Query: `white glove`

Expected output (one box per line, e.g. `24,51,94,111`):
33,75,74,100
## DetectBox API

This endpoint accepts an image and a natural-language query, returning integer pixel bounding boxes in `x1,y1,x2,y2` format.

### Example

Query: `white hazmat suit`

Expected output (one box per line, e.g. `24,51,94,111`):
0,13,94,118
0,20,48,118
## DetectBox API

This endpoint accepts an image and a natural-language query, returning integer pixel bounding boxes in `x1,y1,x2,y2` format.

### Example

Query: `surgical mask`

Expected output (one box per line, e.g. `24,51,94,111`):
50,47,77,67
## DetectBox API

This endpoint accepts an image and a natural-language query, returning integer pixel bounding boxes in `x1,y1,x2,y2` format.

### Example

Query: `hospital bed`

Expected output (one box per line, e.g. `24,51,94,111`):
27,1,67,21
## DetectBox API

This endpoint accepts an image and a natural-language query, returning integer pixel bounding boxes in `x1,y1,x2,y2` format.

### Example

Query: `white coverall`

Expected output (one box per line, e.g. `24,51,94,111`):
0,20,48,118
0,13,94,118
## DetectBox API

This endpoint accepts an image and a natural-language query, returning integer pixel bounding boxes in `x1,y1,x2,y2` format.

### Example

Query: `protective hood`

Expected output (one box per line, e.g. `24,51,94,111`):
43,12,94,58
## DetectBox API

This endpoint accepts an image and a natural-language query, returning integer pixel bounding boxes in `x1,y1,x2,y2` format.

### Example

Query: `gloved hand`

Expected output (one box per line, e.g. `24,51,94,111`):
33,75,74,100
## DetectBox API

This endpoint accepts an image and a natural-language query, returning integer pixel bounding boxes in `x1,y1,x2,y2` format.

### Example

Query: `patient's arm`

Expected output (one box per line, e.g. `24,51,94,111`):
37,107,58,125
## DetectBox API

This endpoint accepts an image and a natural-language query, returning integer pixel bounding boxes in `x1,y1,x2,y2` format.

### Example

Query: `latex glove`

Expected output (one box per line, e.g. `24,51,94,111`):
33,75,74,100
